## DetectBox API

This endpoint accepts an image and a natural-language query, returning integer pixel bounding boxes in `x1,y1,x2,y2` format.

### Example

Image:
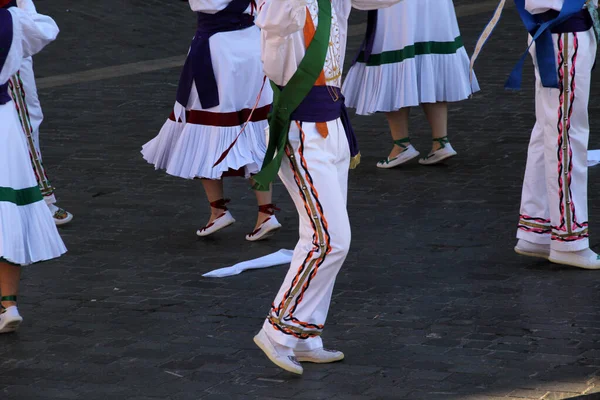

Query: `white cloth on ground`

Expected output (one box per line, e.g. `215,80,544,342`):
202,249,293,278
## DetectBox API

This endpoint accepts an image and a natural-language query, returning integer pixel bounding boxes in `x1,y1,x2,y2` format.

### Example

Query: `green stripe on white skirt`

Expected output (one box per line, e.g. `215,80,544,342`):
0,186,43,206
356,36,465,66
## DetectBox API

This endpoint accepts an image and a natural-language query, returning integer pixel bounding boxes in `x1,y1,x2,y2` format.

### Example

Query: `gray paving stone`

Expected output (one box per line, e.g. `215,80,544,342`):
1,1,600,400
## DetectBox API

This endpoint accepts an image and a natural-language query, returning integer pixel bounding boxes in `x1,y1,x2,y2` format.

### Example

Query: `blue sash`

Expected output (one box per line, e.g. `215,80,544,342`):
507,0,587,90
0,8,13,105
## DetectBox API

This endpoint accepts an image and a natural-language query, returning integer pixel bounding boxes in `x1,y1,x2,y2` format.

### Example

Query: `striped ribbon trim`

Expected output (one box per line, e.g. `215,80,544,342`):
0,186,43,206
470,0,507,93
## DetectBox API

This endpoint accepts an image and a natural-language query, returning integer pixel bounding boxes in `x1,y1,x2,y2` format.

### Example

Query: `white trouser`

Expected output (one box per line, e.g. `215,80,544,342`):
18,57,44,145
263,119,351,351
8,57,55,205
517,28,596,251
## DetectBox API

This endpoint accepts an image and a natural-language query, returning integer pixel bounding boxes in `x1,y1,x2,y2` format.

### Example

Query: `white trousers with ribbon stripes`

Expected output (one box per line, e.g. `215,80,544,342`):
263,118,351,351
518,28,596,251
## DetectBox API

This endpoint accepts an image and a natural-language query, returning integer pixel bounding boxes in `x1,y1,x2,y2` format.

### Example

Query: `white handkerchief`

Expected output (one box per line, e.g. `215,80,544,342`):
202,249,293,278
588,150,600,167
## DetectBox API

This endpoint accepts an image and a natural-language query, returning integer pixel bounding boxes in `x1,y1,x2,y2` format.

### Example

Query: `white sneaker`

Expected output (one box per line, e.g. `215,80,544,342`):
419,142,457,165
196,211,235,237
0,306,23,334
246,216,282,242
514,239,550,260
253,329,303,375
549,248,600,270
377,145,420,169
294,347,344,364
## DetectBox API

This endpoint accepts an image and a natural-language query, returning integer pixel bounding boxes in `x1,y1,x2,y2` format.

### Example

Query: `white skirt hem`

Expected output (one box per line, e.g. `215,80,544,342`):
0,200,67,266
141,119,268,180
343,49,480,115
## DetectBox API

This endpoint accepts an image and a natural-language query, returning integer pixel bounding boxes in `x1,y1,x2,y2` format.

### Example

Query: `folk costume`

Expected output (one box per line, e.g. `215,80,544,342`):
141,0,280,241
0,0,65,333
342,0,479,167
510,0,600,269
252,0,404,375
6,0,73,226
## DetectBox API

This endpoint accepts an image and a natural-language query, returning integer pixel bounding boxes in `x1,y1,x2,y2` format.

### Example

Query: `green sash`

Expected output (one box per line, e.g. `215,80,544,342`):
252,0,332,191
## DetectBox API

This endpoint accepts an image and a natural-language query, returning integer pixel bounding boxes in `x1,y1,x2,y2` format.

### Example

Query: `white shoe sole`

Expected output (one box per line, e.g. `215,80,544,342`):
246,225,281,242
246,217,282,242
419,150,457,165
196,212,235,237
514,246,550,260
548,256,600,270
377,147,420,169
296,353,344,364
253,333,303,375
0,316,23,333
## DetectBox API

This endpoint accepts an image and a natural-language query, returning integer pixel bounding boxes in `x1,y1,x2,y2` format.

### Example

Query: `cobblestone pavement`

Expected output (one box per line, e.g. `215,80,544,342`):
3,1,600,399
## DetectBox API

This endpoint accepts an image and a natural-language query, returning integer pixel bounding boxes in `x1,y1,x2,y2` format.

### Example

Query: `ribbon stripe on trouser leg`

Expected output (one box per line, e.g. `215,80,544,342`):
518,28,596,251
263,118,351,351
8,59,56,205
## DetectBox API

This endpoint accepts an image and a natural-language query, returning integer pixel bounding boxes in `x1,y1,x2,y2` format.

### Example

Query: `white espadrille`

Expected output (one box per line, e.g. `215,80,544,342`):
0,306,23,334
246,216,282,242
377,138,419,169
196,211,235,237
419,137,457,165
49,204,73,226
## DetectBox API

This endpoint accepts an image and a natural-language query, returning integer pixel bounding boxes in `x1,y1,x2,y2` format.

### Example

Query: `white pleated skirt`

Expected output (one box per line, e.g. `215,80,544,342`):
0,101,66,266
141,25,272,180
343,0,479,115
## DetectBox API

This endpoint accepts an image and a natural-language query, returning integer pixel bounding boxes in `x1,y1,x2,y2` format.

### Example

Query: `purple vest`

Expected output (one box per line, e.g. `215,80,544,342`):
176,0,253,109
0,8,14,105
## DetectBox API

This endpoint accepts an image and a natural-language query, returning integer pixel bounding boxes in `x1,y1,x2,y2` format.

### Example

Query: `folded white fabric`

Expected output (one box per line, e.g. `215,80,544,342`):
202,249,294,278
588,150,600,167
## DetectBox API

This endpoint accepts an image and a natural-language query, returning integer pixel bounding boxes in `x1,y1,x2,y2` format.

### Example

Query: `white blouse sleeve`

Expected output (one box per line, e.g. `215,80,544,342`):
188,0,240,13
16,0,37,14
0,7,58,83
255,0,306,37
524,0,565,14
351,0,403,11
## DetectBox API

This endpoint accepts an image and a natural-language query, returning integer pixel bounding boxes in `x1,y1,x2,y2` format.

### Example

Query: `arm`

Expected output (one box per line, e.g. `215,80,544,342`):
524,0,566,14
255,0,306,37
188,0,234,13
0,7,58,83
16,0,37,13
12,7,59,58
351,0,403,11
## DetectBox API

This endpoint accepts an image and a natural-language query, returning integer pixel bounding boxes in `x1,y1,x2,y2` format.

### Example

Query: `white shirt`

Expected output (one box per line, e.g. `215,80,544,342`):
525,0,597,14
1,2,59,84
188,0,253,15
256,0,404,87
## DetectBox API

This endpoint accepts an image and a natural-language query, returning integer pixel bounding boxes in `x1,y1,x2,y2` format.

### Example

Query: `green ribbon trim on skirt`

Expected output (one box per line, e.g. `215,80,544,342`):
356,36,465,66
0,186,44,206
